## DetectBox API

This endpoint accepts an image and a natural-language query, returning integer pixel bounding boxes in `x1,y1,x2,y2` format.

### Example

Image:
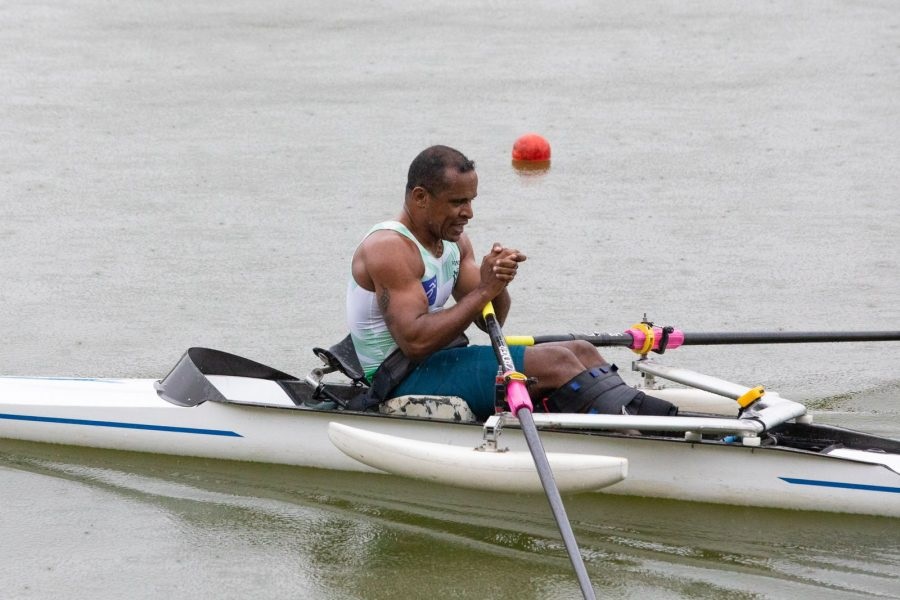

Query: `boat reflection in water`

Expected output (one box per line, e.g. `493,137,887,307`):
2,437,898,600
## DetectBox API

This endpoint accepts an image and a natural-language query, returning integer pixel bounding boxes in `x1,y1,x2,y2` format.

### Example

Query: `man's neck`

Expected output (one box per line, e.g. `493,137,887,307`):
397,211,443,257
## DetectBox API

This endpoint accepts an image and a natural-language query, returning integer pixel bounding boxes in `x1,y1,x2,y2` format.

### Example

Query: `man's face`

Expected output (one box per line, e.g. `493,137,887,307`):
424,168,478,242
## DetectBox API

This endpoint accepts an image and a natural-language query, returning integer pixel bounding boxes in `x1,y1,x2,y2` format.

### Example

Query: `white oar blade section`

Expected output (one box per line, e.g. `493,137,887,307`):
328,422,627,494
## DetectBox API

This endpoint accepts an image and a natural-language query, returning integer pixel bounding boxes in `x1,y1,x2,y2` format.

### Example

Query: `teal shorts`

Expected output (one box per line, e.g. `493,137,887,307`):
390,344,526,420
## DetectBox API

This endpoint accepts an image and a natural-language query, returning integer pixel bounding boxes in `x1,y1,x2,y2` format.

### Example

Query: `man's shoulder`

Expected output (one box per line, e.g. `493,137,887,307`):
362,220,409,239
360,227,416,252
357,228,421,274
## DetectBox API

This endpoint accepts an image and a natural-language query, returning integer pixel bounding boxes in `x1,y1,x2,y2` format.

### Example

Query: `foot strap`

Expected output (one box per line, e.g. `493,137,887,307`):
544,365,677,416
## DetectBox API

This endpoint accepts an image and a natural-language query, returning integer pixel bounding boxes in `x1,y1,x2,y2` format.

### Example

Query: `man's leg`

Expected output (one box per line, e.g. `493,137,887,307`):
524,342,677,416
390,345,525,420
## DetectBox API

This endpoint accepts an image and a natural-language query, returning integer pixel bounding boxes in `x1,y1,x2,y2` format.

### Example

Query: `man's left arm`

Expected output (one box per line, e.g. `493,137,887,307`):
454,237,525,327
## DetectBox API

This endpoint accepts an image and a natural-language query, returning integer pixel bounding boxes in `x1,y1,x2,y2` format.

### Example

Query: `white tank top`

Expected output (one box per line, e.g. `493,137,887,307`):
347,221,460,379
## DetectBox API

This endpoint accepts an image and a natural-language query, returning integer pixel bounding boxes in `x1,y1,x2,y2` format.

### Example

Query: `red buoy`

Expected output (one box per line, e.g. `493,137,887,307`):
511,133,551,162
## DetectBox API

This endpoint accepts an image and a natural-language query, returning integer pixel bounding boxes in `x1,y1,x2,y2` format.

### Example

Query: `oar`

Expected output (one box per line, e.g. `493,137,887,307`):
507,328,900,354
482,302,597,600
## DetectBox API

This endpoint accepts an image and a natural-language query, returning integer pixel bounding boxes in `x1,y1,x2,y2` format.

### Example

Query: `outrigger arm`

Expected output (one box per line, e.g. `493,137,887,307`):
484,359,811,448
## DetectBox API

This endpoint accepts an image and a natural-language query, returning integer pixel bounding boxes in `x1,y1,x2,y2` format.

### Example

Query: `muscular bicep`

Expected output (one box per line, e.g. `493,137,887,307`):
359,236,430,352
375,275,430,342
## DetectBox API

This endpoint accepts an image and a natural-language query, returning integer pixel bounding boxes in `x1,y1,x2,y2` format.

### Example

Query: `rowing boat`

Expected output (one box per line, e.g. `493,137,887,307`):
1,338,899,517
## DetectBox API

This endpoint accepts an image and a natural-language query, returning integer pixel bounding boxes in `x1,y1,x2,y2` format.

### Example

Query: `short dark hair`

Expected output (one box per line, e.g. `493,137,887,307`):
405,145,475,194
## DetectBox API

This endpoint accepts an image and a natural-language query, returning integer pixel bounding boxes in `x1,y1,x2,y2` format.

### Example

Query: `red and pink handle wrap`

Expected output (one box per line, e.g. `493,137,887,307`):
503,372,533,414
625,325,685,353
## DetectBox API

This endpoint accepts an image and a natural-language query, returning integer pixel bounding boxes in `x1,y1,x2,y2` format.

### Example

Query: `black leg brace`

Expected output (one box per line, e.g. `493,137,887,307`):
544,364,678,416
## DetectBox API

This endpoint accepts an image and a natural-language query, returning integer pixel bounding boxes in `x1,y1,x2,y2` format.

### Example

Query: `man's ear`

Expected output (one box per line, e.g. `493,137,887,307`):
411,186,429,207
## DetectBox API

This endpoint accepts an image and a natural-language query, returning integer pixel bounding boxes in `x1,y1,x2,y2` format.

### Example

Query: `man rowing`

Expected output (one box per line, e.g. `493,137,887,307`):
347,145,677,420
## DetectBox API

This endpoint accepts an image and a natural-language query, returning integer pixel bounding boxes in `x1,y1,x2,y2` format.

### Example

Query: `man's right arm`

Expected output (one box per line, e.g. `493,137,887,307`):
355,233,504,360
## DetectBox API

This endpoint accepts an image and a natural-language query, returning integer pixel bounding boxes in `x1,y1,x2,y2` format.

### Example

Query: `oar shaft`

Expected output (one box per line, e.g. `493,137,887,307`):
681,331,900,345
527,334,633,347
515,330,900,352
517,407,596,599
482,303,596,599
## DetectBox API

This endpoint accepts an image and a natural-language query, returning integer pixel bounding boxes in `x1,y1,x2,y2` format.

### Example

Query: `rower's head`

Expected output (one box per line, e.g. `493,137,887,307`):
406,145,475,196
404,145,478,243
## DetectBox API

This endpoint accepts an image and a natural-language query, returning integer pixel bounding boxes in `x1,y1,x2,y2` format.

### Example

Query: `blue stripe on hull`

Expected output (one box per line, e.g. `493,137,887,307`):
780,477,900,494
0,412,242,438
0,376,123,382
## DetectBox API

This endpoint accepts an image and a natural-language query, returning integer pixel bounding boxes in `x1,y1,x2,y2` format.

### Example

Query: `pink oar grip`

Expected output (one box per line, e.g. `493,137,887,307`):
504,374,534,413
626,327,685,352
665,329,685,349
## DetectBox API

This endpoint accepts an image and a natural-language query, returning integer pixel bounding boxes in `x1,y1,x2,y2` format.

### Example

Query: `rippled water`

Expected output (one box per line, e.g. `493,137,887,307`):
2,0,899,598
3,441,899,600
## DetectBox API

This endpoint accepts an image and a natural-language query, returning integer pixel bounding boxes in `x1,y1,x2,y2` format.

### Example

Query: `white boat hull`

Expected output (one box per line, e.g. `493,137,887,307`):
1,374,899,518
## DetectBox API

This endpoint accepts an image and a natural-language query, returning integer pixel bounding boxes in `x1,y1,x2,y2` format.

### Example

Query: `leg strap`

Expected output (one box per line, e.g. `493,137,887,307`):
544,364,677,416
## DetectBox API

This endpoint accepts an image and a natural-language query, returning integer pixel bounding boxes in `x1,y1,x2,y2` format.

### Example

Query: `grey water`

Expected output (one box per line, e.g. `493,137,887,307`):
2,1,899,598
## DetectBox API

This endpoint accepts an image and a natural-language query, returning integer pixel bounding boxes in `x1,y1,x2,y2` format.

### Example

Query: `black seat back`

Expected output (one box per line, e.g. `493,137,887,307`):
313,334,368,385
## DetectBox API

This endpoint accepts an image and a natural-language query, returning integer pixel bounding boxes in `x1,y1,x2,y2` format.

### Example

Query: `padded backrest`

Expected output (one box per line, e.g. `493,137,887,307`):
313,334,367,384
